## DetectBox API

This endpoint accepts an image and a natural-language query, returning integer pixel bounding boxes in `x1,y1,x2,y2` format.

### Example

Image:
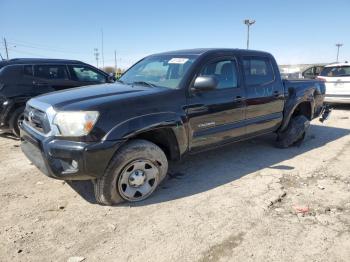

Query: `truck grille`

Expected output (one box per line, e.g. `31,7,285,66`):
24,105,51,134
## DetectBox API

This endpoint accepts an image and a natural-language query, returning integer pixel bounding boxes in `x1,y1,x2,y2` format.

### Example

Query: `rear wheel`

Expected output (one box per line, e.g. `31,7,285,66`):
94,139,168,205
276,115,310,148
9,106,25,137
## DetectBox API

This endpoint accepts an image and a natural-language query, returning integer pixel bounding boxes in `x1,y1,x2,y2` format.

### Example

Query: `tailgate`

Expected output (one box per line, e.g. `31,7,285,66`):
325,76,350,95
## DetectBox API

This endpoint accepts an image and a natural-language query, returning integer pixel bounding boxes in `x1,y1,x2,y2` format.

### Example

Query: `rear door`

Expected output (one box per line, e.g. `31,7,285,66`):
68,64,108,86
242,56,284,136
187,56,246,151
33,64,76,93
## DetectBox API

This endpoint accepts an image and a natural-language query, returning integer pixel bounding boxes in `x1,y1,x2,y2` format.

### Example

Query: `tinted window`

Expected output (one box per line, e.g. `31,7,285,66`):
320,66,350,77
243,57,274,86
304,67,314,75
315,66,323,74
0,65,22,79
35,65,69,80
70,65,106,83
200,59,238,89
23,65,33,76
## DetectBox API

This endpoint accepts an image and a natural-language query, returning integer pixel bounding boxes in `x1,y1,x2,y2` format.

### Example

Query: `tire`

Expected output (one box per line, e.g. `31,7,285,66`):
9,106,25,137
276,115,310,148
94,139,168,205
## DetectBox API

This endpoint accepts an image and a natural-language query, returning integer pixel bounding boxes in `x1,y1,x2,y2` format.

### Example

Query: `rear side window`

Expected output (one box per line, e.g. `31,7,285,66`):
243,57,274,86
23,65,33,76
69,65,106,83
34,65,69,80
320,66,350,77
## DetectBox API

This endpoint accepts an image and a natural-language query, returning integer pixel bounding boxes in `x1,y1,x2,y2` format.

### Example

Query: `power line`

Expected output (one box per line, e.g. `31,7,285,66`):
6,38,91,55
6,47,49,58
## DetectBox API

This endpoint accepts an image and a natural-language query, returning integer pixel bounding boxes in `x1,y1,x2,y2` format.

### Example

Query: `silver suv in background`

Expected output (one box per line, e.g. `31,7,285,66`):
318,62,350,104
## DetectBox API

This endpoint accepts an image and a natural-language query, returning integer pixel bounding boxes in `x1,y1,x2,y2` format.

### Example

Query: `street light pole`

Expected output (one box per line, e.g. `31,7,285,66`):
336,43,343,62
244,19,255,49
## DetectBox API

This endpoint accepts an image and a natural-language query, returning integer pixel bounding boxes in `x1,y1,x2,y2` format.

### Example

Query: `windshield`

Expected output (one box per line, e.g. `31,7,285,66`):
320,66,350,77
119,55,197,89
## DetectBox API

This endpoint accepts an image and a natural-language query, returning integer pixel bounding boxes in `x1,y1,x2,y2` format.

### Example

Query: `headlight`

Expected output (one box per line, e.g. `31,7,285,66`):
53,111,99,136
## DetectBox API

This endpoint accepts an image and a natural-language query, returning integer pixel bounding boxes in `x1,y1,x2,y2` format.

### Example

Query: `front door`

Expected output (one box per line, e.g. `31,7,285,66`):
187,57,246,152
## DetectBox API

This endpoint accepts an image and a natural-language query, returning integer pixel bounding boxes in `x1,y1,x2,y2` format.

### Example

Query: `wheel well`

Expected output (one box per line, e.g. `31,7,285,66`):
292,102,312,120
132,128,180,161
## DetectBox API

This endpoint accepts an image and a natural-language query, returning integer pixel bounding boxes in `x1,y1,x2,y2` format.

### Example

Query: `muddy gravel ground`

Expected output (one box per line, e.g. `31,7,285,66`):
0,107,350,262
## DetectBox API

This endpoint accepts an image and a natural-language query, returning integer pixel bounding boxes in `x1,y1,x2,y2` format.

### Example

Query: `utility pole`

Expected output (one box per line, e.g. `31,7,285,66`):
94,48,99,68
244,19,255,49
336,43,343,62
3,37,9,59
101,29,105,68
114,50,117,72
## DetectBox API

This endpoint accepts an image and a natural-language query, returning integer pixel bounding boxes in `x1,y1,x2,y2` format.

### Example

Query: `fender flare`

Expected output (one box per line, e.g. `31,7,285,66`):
103,112,188,157
279,92,315,132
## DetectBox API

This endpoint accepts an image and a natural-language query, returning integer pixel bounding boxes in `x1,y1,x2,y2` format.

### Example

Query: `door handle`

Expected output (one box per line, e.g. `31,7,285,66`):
33,81,48,86
273,91,280,97
234,95,244,102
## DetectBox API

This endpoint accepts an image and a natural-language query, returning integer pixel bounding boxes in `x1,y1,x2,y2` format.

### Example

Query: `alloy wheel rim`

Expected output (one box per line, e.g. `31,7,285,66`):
118,159,159,201
17,113,24,128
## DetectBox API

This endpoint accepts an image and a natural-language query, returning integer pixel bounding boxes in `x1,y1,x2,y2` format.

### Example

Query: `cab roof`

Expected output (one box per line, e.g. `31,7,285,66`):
325,61,349,67
152,48,272,57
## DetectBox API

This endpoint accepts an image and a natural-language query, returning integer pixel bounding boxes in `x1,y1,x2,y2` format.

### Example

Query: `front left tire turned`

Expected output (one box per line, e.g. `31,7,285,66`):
93,139,168,205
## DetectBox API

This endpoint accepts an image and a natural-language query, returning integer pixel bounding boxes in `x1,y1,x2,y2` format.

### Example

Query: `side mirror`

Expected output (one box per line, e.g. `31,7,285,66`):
192,76,218,91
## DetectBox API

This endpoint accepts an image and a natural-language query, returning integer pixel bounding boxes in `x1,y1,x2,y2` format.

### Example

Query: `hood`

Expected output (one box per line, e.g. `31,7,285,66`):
33,83,165,110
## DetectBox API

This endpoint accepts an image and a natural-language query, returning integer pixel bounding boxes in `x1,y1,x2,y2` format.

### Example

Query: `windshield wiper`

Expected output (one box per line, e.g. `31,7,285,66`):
131,81,157,87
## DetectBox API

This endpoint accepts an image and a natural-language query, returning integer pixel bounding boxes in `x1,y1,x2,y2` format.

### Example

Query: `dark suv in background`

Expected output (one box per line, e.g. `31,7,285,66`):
0,58,114,136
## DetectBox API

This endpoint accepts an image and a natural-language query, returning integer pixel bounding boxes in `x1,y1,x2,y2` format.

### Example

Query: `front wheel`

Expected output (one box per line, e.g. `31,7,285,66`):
94,139,168,205
276,115,310,148
10,107,25,137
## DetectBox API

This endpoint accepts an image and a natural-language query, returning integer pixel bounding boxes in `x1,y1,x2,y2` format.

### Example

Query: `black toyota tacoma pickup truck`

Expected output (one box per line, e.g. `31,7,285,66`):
20,49,329,205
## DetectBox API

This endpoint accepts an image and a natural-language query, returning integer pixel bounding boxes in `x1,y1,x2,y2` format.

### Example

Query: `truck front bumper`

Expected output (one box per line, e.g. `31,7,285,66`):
20,122,124,180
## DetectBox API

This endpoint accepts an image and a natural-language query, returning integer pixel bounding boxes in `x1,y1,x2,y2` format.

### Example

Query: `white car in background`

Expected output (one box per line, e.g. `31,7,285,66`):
318,62,350,104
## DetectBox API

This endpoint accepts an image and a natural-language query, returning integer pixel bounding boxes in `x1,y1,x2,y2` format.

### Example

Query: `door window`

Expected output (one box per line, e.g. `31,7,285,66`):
34,65,69,80
303,67,315,78
199,59,238,89
70,65,106,83
243,57,274,86
23,65,33,77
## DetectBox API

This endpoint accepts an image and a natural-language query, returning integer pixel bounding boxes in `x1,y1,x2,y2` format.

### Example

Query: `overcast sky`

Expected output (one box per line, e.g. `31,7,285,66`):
1,0,349,68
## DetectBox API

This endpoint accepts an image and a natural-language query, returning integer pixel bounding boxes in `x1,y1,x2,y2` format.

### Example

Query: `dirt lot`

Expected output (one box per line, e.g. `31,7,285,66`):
0,107,350,262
